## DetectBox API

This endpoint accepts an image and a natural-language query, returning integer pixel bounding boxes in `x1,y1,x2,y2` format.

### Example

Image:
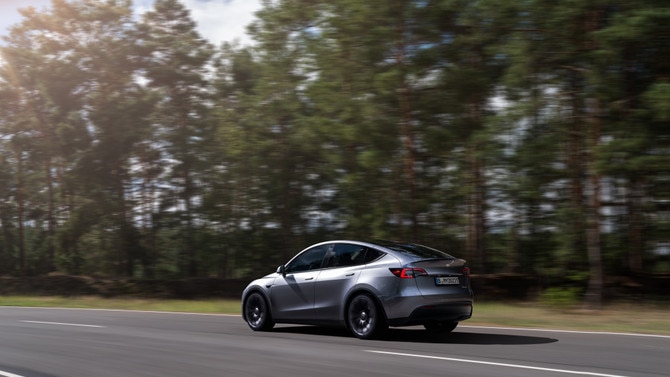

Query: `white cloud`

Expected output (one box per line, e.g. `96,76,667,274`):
180,0,260,46
0,0,261,46
0,0,52,35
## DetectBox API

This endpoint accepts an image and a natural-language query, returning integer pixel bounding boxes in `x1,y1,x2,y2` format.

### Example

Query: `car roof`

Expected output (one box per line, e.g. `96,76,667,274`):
310,239,455,260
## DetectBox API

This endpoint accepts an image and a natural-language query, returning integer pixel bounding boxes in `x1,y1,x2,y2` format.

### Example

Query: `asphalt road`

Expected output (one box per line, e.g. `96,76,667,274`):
0,307,667,377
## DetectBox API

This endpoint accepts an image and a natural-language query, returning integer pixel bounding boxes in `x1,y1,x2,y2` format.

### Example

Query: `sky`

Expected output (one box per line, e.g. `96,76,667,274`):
0,0,261,46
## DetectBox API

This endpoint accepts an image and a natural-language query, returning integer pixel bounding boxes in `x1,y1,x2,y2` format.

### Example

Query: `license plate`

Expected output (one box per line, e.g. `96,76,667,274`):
435,276,459,285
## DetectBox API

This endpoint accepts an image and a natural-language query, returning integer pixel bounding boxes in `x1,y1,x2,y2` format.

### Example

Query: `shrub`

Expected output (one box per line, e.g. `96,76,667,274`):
539,287,582,308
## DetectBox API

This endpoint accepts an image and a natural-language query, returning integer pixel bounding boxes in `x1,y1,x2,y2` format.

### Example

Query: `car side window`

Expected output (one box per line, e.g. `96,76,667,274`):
285,245,328,273
324,243,368,268
364,248,384,263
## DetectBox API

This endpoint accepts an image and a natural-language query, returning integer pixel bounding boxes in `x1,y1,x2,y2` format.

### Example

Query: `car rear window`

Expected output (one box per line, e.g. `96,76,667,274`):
375,241,454,259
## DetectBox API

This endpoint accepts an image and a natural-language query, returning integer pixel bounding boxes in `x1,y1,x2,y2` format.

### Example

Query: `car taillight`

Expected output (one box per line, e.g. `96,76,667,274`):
389,268,428,278
462,267,470,277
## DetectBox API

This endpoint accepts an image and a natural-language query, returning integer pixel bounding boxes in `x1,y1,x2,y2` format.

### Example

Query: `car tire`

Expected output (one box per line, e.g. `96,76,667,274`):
346,294,387,339
423,320,458,333
244,292,274,331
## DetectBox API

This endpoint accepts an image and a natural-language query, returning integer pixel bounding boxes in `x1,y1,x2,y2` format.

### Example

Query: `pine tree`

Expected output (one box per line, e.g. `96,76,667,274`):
136,0,216,277
2,0,153,275
594,0,670,274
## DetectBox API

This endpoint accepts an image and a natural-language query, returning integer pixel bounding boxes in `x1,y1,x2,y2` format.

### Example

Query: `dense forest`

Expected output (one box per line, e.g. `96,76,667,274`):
0,0,668,305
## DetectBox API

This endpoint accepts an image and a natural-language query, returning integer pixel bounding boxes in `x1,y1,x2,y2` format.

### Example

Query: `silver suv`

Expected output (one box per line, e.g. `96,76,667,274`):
242,240,473,339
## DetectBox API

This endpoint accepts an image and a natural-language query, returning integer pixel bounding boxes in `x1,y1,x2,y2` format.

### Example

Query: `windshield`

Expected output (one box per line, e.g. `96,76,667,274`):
373,240,454,259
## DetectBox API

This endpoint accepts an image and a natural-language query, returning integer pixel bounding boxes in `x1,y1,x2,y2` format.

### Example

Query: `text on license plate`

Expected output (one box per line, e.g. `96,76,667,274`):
435,277,460,285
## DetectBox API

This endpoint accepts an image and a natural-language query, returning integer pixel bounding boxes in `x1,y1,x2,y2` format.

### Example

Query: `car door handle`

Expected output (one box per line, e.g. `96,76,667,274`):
304,277,314,281
345,273,355,277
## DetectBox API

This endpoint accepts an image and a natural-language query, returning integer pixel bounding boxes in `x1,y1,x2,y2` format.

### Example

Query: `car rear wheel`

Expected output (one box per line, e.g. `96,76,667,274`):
244,292,274,331
347,294,387,339
423,320,458,333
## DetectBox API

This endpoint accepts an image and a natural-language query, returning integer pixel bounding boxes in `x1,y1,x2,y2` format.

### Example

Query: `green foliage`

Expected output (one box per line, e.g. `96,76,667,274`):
0,0,667,289
643,80,670,122
539,287,583,309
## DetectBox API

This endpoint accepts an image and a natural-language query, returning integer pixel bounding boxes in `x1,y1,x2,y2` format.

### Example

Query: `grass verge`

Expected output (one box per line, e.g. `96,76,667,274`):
1,296,667,336
470,301,669,335
0,296,241,314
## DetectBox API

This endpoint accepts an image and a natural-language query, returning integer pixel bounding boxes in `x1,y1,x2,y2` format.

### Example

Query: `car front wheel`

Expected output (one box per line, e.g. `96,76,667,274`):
244,292,274,331
347,294,387,339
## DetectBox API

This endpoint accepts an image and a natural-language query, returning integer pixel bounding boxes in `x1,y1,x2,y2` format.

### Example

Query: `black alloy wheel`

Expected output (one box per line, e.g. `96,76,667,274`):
244,292,274,331
347,294,387,339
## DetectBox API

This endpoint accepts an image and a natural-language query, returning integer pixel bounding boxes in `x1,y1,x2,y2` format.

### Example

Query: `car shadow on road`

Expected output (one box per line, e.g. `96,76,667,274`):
383,329,558,345
272,326,558,345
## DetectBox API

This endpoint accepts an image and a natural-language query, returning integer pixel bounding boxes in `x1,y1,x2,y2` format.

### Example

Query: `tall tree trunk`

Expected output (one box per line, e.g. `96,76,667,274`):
117,167,134,278
185,171,197,277
16,150,25,275
623,39,644,274
399,83,418,241
45,159,56,272
567,79,586,257
178,101,197,278
141,160,157,279
584,97,603,309
466,142,486,272
627,178,644,272
509,208,521,273
583,7,606,309
394,3,419,241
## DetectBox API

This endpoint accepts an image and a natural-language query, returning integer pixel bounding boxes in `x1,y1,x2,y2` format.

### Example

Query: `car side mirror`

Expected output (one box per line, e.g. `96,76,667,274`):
277,265,286,276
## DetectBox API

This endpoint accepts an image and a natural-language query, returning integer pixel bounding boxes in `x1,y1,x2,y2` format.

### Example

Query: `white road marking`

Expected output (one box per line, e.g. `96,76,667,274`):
460,325,670,339
2,307,668,338
21,320,104,328
0,370,25,377
4,306,239,317
365,350,631,377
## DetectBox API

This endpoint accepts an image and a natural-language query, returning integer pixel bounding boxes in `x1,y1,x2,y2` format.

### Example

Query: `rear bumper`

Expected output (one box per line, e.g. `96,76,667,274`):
386,301,473,327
